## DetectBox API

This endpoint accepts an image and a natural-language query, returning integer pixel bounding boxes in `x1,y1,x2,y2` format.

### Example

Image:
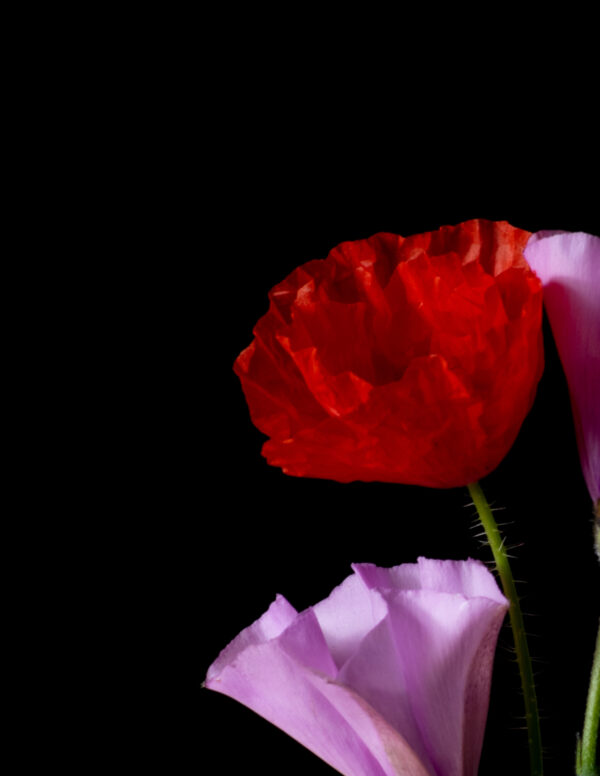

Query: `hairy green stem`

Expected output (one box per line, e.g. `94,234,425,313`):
577,620,600,776
468,481,543,776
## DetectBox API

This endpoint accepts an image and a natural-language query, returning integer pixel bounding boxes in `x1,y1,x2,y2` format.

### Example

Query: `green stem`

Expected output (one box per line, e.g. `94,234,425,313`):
468,481,543,776
578,620,600,776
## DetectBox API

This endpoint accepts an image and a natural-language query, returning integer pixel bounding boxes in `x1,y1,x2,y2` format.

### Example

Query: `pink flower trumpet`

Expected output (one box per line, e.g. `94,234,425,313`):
205,558,508,776
524,231,600,509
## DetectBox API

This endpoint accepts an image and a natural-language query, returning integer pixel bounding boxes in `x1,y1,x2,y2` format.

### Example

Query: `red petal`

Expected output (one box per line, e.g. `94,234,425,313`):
234,219,543,488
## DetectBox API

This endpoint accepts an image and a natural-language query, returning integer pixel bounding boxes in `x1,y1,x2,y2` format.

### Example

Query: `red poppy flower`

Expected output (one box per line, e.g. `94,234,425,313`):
234,219,544,488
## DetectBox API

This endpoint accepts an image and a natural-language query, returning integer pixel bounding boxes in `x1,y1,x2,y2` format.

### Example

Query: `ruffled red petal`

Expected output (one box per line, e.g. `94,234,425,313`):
234,219,543,488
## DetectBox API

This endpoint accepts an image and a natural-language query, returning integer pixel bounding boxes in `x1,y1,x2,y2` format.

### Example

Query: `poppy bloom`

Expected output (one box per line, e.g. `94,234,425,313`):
524,230,599,508
235,219,543,488
205,558,509,776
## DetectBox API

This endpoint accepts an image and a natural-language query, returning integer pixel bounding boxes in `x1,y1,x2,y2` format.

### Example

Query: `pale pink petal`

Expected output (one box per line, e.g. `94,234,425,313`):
351,562,421,592
206,594,297,682
336,604,437,774
352,557,506,604
350,559,508,776
206,606,429,776
312,572,388,670
384,591,505,776
414,556,507,605
524,231,600,502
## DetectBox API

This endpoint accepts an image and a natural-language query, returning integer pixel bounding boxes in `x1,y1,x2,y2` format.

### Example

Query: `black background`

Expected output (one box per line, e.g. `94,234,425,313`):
179,139,598,775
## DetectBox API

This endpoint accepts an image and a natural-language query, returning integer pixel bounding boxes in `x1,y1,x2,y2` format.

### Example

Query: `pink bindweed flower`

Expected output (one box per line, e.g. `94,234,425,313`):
524,231,600,509
205,558,508,776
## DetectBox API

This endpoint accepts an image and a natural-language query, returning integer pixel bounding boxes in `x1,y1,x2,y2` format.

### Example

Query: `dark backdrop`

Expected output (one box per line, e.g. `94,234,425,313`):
177,149,598,775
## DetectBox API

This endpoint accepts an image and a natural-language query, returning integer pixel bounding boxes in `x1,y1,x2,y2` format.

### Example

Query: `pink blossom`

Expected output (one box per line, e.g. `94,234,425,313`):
205,558,508,776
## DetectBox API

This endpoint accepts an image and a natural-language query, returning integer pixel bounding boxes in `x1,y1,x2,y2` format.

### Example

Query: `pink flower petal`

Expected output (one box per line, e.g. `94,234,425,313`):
206,594,298,683
206,606,429,776
350,559,508,776
353,557,507,605
312,571,389,670
205,560,508,776
524,231,600,502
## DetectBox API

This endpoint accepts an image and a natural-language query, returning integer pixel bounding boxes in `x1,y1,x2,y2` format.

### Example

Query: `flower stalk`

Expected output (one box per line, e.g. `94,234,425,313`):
577,619,600,776
467,481,543,776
